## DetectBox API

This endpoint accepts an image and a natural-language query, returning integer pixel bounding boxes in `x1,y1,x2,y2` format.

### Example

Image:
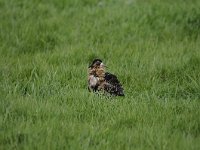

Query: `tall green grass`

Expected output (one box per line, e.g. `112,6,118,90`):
0,0,200,149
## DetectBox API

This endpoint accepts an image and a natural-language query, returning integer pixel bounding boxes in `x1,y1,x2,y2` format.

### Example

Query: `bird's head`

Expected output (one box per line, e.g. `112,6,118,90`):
88,59,106,69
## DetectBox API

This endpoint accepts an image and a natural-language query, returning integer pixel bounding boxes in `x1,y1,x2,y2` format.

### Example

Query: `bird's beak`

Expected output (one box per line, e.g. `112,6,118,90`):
100,63,107,68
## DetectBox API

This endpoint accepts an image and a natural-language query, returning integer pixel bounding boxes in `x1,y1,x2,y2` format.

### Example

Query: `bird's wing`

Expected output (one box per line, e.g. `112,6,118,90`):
104,72,124,96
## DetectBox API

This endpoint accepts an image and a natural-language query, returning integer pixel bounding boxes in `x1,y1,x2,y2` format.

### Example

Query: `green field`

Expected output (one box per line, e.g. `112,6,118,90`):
0,0,200,149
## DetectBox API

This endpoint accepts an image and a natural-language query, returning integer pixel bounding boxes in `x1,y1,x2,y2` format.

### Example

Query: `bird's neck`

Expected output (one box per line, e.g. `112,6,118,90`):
89,66,106,79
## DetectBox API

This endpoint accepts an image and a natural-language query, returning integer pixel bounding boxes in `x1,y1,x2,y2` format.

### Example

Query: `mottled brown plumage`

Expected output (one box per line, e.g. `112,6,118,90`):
88,59,124,96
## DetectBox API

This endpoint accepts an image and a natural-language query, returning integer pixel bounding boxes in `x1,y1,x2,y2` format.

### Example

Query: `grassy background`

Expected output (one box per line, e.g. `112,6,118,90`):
0,0,200,149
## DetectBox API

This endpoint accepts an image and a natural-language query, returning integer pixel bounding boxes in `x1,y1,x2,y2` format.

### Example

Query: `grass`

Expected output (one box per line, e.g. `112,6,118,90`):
0,0,200,149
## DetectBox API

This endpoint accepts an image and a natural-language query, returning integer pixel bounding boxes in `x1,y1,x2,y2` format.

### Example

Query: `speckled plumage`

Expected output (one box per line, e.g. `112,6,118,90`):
88,59,124,96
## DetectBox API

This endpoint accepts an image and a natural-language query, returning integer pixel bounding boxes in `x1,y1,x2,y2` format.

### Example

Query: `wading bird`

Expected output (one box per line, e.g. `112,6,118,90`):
88,59,124,96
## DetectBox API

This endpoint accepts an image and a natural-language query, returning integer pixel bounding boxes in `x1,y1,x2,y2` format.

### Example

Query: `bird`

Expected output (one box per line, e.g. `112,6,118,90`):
88,59,124,96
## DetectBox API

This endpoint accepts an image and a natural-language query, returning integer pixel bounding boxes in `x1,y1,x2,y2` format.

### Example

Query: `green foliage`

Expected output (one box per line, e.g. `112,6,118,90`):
0,0,200,149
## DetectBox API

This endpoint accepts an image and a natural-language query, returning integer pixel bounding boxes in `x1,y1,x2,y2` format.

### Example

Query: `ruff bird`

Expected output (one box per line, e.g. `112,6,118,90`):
88,59,124,96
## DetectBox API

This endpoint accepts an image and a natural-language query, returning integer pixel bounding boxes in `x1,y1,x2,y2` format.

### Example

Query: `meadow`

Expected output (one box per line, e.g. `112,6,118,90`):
0,0,200,149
